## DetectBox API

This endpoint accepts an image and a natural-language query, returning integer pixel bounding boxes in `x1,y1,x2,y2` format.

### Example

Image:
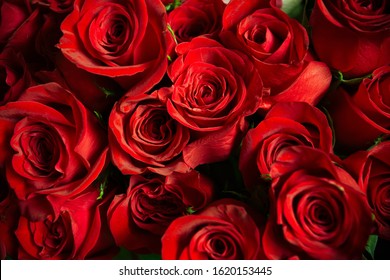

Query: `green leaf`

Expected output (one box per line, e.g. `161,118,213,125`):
364,235,378,260
281,0,304,19
165,0,181,12
94,111,104,122
186,206,196,214
98,86,116,98
96,171,109,200
113,247,137,260
368,135,385,151
137,253,162,260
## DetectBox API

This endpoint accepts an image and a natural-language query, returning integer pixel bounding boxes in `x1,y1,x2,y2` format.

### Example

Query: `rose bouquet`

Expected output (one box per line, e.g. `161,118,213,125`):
0,0,389,260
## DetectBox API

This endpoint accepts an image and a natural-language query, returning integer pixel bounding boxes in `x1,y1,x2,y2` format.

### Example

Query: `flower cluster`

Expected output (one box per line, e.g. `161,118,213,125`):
0,0,389,260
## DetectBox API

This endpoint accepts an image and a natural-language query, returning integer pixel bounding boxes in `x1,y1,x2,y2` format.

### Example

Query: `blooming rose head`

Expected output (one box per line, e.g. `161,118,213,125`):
220,0,331,111
108,170,214,253
58,0,171,94
239,102,334,190
326,65,390,153
0,83,108,200
164,36,263,168
310,0,390,78
262,146,373,259
109,90,191,175
167,0,225,43
344,141,390,240
162,198,265,259
15,188,117,259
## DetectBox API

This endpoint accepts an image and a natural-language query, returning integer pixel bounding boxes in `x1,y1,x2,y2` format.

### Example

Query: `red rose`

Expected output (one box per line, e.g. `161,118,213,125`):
108,170,214,253
239,102,334,190
344,141,390,239
58,0,170,94
109,90,191,175
326,65,390,153
262,146,373,259
165,36,263,168
161,198,265,260
15,188,117,259
167,0,225,43
0,83,108,200
310,0,390,78
221,0,331,111
0,49,33,105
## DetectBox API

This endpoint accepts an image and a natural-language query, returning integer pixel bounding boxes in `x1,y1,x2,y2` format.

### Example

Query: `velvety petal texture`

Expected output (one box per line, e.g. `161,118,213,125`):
344,141,390,240
310,0,390,77
109,90,191,175
220,0,331,111
161,199,265,260
108,170,214,253
58,0,170,93
262,146,373,259
239,102,334,190
0,83,108,200
326,65,390,153
164,36,263,168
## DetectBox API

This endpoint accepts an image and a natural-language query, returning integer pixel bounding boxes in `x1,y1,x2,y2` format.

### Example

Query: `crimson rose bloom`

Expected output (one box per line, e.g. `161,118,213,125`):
262,146,373,259
15,188,117,259
167,0,225,43
221,0,331,111
310,0,390,78
0,83,108,200
162,199,265,260
109,90,190,175
108,170,214,253
239,102,334,190
327,65,390,153
344,141,390,240
58,0,170,93
165,36,263,168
